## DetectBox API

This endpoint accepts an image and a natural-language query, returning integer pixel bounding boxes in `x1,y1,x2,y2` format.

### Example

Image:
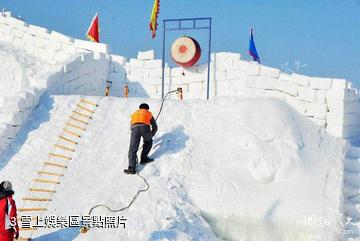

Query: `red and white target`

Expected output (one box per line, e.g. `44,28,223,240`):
171,36,201,67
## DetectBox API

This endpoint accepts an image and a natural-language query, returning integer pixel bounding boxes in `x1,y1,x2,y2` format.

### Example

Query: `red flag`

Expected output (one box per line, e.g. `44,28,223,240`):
149,0,160,38
86,13,99,42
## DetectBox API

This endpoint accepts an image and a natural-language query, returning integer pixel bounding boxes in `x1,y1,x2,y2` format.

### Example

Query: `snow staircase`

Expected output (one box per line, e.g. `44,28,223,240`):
344,143,360,239
17,97,100,241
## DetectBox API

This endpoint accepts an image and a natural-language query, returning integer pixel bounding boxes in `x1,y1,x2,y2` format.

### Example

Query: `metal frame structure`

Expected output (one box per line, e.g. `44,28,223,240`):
161,17,212,99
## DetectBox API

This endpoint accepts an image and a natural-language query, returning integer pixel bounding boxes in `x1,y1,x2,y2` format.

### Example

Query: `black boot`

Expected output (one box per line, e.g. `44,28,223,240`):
124,166,136,174
140,157,154,165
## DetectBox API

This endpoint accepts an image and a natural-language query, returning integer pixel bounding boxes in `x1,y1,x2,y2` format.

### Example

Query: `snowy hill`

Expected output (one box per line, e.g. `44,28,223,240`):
0,10,355,241
0,95,344,241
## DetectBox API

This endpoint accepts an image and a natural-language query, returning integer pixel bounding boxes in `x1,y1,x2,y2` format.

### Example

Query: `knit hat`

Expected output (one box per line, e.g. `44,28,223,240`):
1,181,14,195
139,103,149,110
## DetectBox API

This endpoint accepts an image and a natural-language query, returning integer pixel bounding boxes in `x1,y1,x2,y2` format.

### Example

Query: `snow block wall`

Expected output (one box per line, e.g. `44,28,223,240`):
0,10,359,140
0,10,112,96
0,11,110,64
107,50,360,139
0,88,43,151
0,11,111,152
52,53,110,96
0,10,111,95
0,44,52,153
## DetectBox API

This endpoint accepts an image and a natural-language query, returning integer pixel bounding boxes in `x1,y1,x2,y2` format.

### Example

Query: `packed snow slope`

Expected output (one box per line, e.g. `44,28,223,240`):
0,95,344,241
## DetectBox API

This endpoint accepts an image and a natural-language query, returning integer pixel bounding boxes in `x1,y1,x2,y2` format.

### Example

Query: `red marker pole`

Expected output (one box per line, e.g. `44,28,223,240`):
123,85,129,98
177,87,183,100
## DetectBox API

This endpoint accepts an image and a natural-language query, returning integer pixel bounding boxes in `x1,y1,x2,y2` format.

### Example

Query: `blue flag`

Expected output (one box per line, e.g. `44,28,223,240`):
248,28,260,63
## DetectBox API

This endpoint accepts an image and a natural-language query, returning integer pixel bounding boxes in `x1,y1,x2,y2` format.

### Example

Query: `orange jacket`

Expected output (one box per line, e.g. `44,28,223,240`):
131,109,153,126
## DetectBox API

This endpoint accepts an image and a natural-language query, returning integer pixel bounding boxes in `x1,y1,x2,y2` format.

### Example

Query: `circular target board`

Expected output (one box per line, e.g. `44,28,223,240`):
171,36,201,67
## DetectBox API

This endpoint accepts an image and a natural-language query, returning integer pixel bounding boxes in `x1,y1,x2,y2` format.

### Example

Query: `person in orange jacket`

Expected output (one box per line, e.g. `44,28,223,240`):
124,103,158,174
0,181,19,241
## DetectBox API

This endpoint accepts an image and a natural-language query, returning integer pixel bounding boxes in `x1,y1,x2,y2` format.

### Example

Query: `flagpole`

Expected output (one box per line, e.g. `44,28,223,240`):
206,18,212,100
249,27,253,63
161,20,166,99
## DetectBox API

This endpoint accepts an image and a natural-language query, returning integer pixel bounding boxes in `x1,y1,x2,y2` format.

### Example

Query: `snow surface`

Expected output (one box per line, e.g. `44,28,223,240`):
0,94,345,241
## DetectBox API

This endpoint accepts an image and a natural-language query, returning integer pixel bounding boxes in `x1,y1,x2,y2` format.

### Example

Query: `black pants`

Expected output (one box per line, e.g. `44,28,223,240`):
128,125,153,168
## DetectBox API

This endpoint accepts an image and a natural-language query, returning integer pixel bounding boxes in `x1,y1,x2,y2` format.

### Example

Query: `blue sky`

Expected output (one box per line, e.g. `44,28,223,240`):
2,0,360,85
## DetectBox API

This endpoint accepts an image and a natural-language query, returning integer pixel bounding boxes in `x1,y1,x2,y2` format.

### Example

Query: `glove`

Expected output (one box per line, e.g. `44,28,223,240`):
14,232,19,240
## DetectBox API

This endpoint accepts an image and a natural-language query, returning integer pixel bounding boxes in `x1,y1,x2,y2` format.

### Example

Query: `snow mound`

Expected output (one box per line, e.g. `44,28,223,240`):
0,96,344,241
157,97,345,241
216,98,305,183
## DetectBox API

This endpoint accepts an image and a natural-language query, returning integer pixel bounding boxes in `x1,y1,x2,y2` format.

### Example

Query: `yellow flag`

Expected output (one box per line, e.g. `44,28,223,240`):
149,0,160,38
